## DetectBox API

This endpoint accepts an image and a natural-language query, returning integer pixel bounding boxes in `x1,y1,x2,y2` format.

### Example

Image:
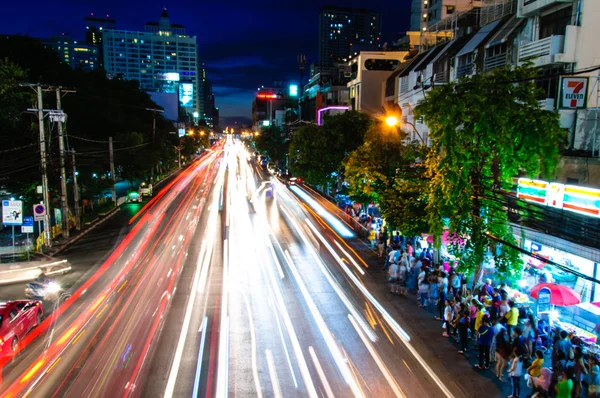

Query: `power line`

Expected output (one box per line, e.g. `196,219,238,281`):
0,143,39,154
74,142,150,155
67,134,123,144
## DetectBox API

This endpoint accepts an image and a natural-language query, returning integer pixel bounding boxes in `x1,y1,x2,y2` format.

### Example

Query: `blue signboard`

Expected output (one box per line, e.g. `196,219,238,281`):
22,216,34,233
179,83,194,108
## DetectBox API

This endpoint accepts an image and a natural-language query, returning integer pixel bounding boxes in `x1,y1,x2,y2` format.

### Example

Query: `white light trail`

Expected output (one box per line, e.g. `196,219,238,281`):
266,350,283,398
348,314,406,398
308,346,335,398
192,316,209,397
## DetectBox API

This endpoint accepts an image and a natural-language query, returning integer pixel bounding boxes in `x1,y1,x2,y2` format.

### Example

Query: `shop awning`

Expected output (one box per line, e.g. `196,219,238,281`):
486,15,526,49
456,19,502,57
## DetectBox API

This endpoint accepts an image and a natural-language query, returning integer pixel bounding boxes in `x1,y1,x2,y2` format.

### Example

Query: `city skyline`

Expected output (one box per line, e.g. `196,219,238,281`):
2,0,411,120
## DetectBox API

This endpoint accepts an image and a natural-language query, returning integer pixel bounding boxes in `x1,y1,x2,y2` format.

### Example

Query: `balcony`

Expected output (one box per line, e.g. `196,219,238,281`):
456,62,474,79
484,52,508,72
519,0,575,17
518,25,578,67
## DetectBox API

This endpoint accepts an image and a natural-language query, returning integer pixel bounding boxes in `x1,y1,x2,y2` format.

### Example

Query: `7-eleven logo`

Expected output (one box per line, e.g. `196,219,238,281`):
562,78,588,108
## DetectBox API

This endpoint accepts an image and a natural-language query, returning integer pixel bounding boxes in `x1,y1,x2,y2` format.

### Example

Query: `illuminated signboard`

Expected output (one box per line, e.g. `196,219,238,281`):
179,83,194,107
256,93,281,100
516,178,548,204
289,84,298,97
262,120,270,127
517,178,600,218
559,77,588,109
178,128,185,137
157,72,180,81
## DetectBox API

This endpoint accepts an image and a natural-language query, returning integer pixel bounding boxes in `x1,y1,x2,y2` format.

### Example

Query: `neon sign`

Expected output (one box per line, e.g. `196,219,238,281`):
517,178,600,218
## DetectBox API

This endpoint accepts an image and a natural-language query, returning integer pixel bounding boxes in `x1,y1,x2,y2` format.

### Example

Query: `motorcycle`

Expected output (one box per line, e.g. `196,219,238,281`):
25,280,61,303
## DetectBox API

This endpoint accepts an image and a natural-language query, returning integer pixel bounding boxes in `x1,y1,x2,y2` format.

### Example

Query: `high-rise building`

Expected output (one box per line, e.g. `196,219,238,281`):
85,13,116,68
319,6,382,67
410,0,481,32
42,34,98,72
102,9,200,117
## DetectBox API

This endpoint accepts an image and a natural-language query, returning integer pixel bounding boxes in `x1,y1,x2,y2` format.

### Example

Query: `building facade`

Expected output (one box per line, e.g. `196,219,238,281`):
42,35,98,72
347,51,408,116
102,9,200,117
84,14,116,68
319,6,383,67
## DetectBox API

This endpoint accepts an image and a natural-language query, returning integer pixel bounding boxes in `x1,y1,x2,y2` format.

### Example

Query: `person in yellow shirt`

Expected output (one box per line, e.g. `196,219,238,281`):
528,350,544,377
474,302,487,332
504,300,519,338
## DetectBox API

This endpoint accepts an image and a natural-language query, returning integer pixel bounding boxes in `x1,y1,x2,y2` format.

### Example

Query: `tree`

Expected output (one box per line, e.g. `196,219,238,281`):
289,124,338,187
344,124,428,235
289,111,371,189
254,125,288,163
414,65,564,279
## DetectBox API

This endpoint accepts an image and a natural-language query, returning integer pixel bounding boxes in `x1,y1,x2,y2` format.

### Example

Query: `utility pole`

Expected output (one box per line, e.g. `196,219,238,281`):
55,87,73,238
71,150,81,231
109,137,116,207
145,108,164,182
177,146,181,169
36,86,52,248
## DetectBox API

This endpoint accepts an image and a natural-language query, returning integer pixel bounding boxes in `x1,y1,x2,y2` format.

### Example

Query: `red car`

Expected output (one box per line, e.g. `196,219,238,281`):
0,300,43,357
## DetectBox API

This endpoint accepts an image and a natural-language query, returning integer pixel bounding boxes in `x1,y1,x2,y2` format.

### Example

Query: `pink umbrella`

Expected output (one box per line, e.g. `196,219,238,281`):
592,302,600,309
530,283,581,306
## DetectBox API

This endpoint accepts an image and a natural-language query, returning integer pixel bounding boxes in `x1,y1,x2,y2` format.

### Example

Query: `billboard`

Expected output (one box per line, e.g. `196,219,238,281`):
2,200,23,225
517,178,600,218
559,77,588,109
179,83,194,108
157,72,180,82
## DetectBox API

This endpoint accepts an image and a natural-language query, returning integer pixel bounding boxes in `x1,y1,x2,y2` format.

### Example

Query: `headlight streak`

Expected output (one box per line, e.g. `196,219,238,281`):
215,238,230,398
277,206,376,344
238,168,317,397
266,349,283,398
288,186,354,238
241,289,264,398
192,316,209,398
332,240,365,276
308,346,335,398
300,219,455,398
164,160,222,398
16,153,220,398
348,314,406,398
262,218,363,398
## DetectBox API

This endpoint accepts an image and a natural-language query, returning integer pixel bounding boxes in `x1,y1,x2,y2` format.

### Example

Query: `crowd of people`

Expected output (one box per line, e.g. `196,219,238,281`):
380,234,600,398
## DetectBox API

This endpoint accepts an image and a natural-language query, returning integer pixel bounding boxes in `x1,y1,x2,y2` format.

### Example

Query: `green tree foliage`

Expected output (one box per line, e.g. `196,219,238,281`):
288,111,371,188
254,126,288,163
344,125,428,235
0,35,177,201
414,65,563,278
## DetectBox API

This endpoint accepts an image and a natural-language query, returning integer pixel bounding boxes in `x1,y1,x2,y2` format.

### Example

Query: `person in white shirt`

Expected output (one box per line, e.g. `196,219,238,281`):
388,261,400,294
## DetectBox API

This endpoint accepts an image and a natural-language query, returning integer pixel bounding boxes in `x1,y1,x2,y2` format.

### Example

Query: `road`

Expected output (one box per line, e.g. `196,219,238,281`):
1,139,478,397
0,147,223,396
144,141,460,398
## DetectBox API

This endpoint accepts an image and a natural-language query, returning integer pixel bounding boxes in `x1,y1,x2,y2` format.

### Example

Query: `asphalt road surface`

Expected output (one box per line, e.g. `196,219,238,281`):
1,140,483,397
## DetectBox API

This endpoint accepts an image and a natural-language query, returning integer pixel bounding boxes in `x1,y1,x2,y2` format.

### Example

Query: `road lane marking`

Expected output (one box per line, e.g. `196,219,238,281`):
241,290,263,398
308,346,335,398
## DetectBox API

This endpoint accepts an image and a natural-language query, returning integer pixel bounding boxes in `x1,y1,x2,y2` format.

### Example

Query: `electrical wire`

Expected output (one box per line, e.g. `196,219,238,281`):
67,134,123,144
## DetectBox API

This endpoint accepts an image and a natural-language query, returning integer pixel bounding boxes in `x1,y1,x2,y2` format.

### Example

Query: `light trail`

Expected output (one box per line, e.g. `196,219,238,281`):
348,314,406,398
289,185,354,238
192,316,209,398
308,346,335,398
266,349,283,398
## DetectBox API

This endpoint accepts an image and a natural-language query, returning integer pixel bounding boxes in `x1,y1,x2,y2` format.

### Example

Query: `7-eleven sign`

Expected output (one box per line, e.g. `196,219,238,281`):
559,77,589,109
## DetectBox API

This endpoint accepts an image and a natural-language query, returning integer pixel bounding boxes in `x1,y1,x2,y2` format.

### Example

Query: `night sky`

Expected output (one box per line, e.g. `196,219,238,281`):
2,0,411,121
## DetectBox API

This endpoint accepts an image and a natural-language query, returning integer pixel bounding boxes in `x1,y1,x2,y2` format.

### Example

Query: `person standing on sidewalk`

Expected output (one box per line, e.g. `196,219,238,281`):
588,356,600,398
495,328,511,381
508,352,523,398
458,310,470,354
504,300,519,339
443,299,453,337
476,316,493,370
418,269,429,307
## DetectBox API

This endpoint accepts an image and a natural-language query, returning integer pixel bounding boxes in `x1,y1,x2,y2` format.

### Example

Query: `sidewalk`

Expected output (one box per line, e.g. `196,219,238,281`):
347,239,514,397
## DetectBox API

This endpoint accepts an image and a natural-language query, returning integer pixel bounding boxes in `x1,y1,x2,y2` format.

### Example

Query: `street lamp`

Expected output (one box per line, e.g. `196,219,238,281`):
385,116,399,127
385,114,426,146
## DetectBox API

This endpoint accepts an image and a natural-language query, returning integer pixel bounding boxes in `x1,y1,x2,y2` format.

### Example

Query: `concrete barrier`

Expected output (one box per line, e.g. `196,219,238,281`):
0,259,71,285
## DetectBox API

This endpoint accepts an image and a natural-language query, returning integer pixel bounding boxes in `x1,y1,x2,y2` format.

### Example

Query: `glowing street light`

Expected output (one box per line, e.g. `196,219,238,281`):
385,116,399,127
